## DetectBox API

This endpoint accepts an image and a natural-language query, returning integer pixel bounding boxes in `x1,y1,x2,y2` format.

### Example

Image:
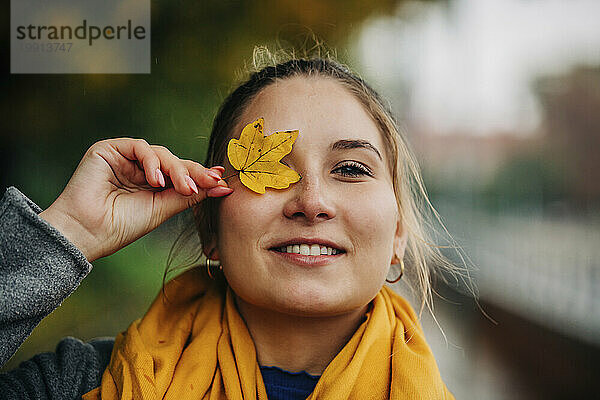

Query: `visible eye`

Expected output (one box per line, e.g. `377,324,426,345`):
332,161,373,178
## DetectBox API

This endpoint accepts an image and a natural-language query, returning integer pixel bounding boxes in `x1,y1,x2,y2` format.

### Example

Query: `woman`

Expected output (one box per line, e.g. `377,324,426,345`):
0,56,455,399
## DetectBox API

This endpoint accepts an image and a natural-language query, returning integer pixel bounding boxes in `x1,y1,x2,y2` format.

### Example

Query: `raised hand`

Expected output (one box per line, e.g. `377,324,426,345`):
39,138,232,262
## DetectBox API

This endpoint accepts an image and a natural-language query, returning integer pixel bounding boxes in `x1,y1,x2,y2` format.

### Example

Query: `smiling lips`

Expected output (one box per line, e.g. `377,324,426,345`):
269,238,346,267
274,243,343,256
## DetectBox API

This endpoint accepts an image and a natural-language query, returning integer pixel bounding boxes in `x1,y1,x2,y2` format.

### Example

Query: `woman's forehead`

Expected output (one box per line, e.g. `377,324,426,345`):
237,76,385,153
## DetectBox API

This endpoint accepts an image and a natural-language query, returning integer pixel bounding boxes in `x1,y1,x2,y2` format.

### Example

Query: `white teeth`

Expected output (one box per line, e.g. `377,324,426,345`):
277,243,342,255
310,244,320,256
300,244,310,255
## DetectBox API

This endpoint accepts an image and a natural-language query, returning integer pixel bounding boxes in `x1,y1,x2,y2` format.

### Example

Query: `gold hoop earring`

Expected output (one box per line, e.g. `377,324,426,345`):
386,259,404,284
206,258,222,279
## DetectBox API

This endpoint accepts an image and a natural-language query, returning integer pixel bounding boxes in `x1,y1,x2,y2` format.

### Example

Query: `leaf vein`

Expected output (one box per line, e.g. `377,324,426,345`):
244,139,291,170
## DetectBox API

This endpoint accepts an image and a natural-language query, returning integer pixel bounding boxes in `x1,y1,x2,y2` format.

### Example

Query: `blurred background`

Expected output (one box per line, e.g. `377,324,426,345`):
1,0,599,398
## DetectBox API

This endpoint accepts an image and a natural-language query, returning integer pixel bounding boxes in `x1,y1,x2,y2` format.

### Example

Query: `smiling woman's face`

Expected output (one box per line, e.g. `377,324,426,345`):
215,76,404,317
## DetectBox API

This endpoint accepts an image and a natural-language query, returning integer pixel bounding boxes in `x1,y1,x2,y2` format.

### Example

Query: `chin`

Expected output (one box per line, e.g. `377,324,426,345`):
265,284,361,317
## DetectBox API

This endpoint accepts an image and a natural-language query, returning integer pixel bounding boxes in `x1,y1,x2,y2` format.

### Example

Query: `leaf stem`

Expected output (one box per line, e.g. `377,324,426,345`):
222,172,239,182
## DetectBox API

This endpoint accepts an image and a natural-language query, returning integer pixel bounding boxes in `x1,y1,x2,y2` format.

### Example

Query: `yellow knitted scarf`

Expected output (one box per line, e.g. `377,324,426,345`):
83,268,454,399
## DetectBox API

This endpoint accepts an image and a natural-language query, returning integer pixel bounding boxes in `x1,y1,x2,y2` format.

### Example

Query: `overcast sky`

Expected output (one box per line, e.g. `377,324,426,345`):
357,0,600,136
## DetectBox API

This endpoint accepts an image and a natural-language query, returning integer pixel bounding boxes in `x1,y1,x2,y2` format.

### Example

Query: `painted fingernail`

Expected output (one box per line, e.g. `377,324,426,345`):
185,175,198,194
212,166,225,174
207,186,233,197
155,168,165,187
206,170,222,180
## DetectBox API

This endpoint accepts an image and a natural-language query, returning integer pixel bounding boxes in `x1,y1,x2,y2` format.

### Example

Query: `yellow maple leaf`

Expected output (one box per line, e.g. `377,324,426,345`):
227,117,301,194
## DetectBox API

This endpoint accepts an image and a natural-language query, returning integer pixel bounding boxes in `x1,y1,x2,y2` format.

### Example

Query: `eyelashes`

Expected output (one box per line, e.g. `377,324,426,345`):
332,161,373,178
281,160,374,178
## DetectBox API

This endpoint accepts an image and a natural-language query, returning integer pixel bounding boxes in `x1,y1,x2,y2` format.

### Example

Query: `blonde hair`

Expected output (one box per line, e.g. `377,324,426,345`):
164,46,472,316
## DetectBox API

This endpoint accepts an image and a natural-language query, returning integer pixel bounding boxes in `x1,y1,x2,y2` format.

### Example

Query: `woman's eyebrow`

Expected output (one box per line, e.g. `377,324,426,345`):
331,139,382,161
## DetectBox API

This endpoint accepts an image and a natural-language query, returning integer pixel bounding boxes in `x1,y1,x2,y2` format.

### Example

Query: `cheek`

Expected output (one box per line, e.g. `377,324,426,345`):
217,190,277,259
344,186,398,289
219,197,247,245
341,186,398,302
348,187,398,246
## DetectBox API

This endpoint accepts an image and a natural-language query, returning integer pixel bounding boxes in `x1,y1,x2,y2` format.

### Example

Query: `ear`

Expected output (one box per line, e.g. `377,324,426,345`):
392,217,408,264
202,240,220,261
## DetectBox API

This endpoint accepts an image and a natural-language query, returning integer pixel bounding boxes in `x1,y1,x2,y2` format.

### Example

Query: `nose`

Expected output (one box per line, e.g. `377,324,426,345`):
282,173,336,223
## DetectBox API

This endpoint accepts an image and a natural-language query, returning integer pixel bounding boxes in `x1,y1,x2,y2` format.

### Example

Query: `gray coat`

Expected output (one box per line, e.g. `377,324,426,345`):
0,186,114,399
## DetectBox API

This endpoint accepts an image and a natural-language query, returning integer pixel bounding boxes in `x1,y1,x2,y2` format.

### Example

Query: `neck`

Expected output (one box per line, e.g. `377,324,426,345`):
234,295,369,376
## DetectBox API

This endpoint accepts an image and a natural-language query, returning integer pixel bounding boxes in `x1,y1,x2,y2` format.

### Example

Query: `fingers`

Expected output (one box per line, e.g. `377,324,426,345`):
105,138,164,188
151,162,232,222
182,160,232,196
206,185,234,197
102,138,232,198
150,145,197,194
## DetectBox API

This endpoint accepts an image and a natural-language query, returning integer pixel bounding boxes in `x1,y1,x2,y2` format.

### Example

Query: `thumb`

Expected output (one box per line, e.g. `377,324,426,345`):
152,187,208,224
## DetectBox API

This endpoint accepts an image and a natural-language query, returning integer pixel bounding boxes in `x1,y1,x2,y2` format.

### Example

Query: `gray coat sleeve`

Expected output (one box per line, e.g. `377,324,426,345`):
0,186,114,398
0,336,114,399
